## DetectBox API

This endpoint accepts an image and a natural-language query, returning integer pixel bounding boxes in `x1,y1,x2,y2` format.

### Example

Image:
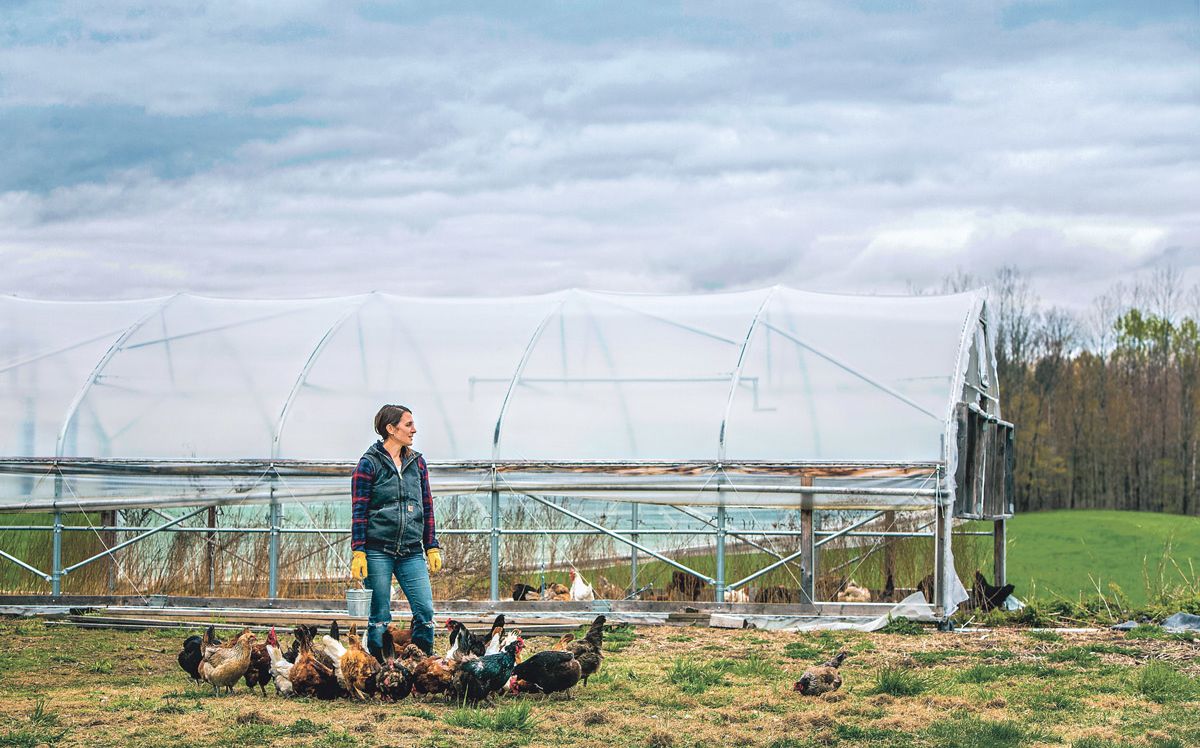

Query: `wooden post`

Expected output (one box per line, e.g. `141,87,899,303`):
883,509,896,599
800,475,814,603
101,510,116,593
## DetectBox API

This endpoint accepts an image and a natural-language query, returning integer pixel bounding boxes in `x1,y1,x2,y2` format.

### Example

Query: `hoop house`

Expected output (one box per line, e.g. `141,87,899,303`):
0,288,1012,616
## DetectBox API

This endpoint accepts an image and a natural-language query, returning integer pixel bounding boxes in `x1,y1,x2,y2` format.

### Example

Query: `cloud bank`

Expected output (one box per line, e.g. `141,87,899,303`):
1,1,1197,308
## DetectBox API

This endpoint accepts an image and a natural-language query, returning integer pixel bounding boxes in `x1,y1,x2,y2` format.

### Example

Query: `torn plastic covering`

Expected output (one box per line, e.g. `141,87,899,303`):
730,592,937,632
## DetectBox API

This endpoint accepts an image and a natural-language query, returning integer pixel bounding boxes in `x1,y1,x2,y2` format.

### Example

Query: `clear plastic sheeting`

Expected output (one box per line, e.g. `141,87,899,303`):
2,288,988,466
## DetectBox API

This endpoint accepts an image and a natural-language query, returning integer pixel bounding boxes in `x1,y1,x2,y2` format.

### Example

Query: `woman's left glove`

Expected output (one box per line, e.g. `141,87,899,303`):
425,548,443,574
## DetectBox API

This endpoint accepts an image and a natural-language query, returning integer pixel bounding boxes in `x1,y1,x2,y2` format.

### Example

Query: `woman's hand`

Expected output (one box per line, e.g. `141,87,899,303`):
426,548,443,574
351,550,368,580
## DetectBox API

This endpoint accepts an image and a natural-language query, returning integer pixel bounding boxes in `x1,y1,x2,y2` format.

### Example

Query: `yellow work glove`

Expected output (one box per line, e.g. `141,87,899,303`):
351,550,368,581
426,548,443,574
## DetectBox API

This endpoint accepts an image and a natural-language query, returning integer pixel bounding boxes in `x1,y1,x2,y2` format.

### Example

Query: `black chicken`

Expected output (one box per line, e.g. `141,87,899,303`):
452,639,524,704
565,615,606,685
376,630,413,702
510,650,581,696
446,615,504,659
283,624,318,664
177,626,220,682
971,571,1015,612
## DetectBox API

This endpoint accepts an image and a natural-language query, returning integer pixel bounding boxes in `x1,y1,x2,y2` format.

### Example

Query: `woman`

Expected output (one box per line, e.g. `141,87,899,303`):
350,404,442,658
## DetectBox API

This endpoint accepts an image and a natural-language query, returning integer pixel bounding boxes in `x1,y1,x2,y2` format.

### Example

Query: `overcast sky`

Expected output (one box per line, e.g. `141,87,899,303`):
1,1,1197,311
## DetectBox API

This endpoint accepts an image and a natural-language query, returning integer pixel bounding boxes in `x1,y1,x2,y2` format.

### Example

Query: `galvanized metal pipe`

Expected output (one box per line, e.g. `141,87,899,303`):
715,505,727,602
61,506,207,576
0,548,51,581
726,546,806,592
489,489,500,601
522,493,716,585
630,503,639,593
814,511,885,548
268,487,280,599
52,511,62,596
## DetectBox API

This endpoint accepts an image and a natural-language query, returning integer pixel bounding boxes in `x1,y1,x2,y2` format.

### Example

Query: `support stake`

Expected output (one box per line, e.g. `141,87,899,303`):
715,505,727,603
490,489,500,601
268,484,280,599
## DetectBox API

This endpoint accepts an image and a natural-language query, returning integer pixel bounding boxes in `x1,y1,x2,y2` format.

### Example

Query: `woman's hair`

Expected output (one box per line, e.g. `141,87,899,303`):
374,404,412,440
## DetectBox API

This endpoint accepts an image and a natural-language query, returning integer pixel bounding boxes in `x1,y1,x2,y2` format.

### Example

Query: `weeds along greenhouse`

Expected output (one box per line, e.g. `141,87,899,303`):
0,287,1013,619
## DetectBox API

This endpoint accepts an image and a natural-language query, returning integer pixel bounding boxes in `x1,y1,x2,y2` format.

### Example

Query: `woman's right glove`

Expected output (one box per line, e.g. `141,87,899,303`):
351,550,368,581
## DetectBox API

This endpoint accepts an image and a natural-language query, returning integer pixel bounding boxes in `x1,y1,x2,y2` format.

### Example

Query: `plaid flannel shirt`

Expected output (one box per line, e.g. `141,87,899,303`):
351,446,438,552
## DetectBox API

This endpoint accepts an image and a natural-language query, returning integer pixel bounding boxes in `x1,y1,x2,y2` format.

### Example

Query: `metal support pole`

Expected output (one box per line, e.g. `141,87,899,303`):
630,502,639,595
934,503,948,618
268,485,280,599
715,505,726,603
993,518,1007,587
883,510,896,598
490,489,500,601
206,506,216,593
51,511,62,597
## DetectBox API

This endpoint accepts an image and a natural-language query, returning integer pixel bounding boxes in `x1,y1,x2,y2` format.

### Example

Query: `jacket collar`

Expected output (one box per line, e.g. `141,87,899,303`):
371,440,421,473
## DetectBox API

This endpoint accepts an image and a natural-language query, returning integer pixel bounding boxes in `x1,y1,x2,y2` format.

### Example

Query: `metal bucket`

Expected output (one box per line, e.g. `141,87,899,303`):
346,587,372,618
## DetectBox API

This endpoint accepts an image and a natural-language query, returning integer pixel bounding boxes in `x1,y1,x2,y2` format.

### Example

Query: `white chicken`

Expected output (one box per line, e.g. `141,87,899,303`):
316,635,347,682
569,568,595,601
267,644,295,696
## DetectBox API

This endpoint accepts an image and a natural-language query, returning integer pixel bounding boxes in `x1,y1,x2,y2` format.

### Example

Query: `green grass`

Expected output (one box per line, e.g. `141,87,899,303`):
444,702,538,732
667,657,729,694
1134,661,1198,703
995,510,1200,606
924,715,1038,748
868,666,928,696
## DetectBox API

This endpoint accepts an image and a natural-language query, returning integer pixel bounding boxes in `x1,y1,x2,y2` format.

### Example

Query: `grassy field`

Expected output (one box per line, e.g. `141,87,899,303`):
1,618,1198,748
999,511,1200,607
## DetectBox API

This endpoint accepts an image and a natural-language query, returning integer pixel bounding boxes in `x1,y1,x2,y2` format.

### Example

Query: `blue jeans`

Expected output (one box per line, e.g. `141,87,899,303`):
364,549,436,658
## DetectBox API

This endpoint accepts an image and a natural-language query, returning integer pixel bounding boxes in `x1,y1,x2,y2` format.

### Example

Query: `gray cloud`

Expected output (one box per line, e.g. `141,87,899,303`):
0,1,1197,311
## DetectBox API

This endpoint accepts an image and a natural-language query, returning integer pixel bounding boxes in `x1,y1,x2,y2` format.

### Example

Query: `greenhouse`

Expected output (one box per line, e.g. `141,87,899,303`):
0,287,1013,619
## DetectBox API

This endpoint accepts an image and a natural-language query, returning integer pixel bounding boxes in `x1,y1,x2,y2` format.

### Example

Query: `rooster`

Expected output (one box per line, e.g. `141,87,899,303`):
509,649,581,696
376,630,413,702
177,626,220,682
245,627,276,695
482,615,508,656
338,623,381,700
794,651,848,696
565,615,606,685
200,630,254,696
452,639,524,704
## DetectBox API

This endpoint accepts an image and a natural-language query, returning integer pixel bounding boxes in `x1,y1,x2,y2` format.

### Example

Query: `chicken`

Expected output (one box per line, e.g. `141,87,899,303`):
835,579,872,603
310,621,341,673
177,626,220,682
512,583,541,601
385,619,415,654
283,625,318,663
565,615,606,685
199,630,254,696
338,623,381,700
542,582,571,601
569,569,595,601
245,627,276,695
509,650,581,696
483,615,507,656
289,626,340,700
971,571,1015,612
376,630,413,702
726,588,751,603
552,633,574,650
405,645,460,697
445,616,501,659
267,640,295,696
452,639,524,704
794,651,848,696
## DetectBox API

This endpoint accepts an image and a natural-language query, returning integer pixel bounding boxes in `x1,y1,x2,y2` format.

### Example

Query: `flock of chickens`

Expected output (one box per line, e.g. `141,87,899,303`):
176,613,608,705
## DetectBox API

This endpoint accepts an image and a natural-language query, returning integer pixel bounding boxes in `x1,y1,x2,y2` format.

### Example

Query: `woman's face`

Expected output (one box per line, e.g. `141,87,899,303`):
387,411,416,447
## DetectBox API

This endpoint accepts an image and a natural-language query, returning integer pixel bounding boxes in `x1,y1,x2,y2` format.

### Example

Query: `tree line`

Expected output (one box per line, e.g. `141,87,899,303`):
972,266,1200,516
